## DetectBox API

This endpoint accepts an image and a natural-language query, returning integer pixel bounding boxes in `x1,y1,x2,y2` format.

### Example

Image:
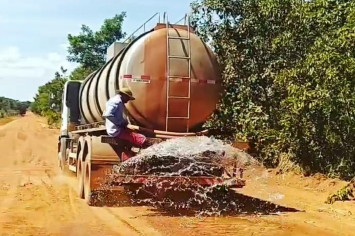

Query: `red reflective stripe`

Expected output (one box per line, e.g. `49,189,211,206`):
207,80,216,84
141,75,150,80
169,79,218,84
123,76,218,84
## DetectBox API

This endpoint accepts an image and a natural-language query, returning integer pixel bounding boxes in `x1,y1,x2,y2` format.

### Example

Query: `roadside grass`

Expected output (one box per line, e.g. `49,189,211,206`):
0,117,16,126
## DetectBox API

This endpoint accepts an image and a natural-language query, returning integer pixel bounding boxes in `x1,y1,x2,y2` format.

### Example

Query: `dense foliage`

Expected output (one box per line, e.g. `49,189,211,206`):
67,12,126,70
192,0,355,179
32,14,126,125
69,66,94,81
31,69,67,126
0,97,30,118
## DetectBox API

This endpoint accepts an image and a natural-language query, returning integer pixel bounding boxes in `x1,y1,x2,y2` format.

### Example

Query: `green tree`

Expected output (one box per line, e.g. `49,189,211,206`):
69,66,95,81
67,12,126,70
31,68,67,126
0,97,30,117
32,13,127,125
192,0,355,179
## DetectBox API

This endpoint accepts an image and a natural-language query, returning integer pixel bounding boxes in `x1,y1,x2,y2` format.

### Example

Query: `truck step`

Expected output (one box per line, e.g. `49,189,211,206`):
101,136,121,145
68,153,76,159
69,165,76,172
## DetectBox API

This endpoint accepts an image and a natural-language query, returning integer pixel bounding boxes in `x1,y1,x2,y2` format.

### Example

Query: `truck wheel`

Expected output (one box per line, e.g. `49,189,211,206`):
84,160,94,205
59,138,68,173
77,150,85,199
84,160,101,206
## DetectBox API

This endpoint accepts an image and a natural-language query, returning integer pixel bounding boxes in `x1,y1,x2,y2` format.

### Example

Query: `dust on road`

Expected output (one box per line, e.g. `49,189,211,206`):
0,113,354,236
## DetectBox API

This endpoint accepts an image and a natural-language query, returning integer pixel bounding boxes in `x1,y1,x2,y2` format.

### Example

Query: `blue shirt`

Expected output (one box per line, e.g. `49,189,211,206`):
102,95,128,137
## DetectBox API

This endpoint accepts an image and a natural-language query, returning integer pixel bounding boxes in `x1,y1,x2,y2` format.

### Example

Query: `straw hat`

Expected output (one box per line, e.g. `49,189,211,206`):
117,88,135,100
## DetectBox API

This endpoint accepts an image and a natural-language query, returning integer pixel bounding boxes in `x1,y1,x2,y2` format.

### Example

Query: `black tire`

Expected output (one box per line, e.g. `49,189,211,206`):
59,138,68,173
84,161,115,207
77,152,85,199
84,161,96,206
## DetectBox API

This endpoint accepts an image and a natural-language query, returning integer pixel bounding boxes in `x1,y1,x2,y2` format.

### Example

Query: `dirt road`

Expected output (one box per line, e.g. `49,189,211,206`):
0,113,354,236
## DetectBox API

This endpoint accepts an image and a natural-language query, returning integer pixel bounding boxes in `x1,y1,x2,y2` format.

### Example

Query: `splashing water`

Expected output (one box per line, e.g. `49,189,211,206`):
107,136,259,216
115,136,257,176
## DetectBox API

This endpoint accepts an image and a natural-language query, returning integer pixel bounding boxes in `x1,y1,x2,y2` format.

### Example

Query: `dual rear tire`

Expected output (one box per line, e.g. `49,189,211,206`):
59,138,72,175
76,136,128,206
76,140,96,205
77,151,85,199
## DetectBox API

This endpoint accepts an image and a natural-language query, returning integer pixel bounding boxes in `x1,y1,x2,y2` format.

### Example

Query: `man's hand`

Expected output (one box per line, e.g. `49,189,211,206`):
127,124,139,130
117,119,128,128
122,119,128,128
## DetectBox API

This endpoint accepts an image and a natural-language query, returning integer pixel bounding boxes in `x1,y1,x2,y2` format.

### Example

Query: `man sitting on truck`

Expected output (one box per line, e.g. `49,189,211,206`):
103,88,147,148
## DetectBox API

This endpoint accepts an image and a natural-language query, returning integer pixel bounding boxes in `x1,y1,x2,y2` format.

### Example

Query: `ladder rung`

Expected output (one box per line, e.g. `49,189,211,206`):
68,153,76,159
168,56,190,59
167,117,189,119
69,165,76,172
168,76,190,79
169,78,191,83
168,96,190,99
168,75,190,79
168,36,190,40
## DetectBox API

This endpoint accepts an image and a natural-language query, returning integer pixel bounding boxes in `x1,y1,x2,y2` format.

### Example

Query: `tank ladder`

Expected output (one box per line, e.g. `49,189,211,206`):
165,14,192,132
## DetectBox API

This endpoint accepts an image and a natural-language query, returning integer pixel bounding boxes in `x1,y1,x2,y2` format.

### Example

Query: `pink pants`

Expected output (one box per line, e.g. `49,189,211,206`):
116,128,147,147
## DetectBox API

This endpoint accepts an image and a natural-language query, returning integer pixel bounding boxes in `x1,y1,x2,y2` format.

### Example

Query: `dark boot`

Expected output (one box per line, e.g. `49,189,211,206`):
141,138,162,148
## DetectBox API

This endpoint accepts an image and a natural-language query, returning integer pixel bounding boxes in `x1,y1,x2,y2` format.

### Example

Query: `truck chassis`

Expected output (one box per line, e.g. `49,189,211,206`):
58,123,245,205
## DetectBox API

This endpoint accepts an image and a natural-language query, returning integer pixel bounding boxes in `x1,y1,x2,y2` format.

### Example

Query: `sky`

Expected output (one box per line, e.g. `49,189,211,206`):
0,0,192,101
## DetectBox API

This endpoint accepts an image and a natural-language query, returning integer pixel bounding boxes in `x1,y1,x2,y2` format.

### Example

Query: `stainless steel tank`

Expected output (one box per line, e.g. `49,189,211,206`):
79,24,221,132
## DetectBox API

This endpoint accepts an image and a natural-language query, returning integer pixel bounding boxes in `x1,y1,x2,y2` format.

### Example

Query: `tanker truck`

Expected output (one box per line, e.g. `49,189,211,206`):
58,14,245,205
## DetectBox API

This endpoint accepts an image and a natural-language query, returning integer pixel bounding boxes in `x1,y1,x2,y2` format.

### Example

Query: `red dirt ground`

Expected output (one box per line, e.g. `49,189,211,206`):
0,113,353,235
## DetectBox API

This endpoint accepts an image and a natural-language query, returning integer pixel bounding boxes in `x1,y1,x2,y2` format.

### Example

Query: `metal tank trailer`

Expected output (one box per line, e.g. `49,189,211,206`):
58,13,245,205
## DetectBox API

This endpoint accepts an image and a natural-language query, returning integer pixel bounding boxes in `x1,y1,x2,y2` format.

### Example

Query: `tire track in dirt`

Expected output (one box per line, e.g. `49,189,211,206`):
42,171,81,217
106,208,163,236
0,114,137,235
60,174,145,235
0,176,20,215
0,175,21,234
105,208,145,235
68,185,79,216
89,207,143,236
